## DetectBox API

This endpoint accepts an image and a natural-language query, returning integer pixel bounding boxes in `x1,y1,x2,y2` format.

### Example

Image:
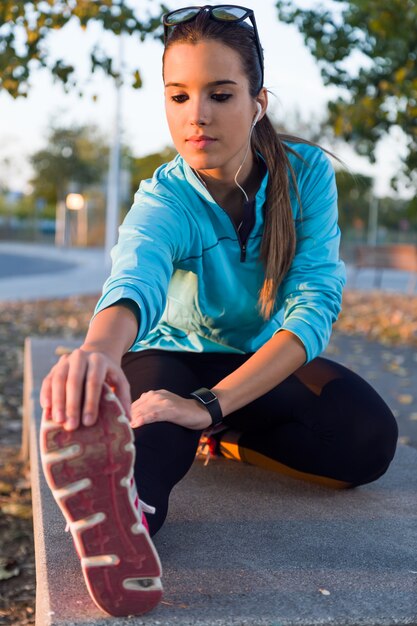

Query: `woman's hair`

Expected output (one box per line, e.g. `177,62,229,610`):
163,13,319,319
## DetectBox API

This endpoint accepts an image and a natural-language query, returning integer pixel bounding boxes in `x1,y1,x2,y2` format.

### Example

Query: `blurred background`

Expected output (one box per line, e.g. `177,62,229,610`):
0,0,415,263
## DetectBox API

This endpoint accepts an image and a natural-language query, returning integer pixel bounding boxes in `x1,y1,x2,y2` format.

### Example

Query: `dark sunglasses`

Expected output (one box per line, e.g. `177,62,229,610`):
163,5,264,89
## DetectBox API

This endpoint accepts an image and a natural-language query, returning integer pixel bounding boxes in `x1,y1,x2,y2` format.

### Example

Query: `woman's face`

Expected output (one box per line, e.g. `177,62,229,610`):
163,39,264,178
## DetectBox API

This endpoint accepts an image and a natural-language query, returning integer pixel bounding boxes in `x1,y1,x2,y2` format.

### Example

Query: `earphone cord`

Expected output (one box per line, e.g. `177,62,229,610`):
234,124,255,203
193,121,256,204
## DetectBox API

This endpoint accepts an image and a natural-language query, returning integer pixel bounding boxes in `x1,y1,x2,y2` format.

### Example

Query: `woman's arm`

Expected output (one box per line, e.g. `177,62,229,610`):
211,329,306,417
82,301,139,362
40,303,139,430
130,329,306,430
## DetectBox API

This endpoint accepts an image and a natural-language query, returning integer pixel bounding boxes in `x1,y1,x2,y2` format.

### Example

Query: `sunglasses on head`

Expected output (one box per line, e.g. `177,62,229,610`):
162,5,264,89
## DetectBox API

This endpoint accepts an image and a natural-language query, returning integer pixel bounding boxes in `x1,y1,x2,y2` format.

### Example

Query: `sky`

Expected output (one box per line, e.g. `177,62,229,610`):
0,0,410,198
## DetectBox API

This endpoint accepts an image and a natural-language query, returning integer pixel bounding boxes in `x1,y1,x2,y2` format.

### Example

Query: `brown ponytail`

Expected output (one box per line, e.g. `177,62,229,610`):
252,114,297,318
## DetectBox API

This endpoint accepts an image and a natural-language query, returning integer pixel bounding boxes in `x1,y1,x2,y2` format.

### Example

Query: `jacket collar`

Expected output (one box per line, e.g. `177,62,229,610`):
181,153,269,223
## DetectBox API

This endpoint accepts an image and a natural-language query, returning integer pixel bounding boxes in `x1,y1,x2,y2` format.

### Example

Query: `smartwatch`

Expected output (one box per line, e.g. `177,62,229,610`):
190,387,223,427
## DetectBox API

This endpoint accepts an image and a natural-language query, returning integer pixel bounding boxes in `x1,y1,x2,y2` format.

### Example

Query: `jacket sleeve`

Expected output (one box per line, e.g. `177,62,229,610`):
274,148,346,363
91,182,189,344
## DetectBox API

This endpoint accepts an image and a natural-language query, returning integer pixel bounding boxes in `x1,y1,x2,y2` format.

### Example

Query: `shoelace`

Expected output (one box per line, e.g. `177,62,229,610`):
196,434,216,466
196,424,231,466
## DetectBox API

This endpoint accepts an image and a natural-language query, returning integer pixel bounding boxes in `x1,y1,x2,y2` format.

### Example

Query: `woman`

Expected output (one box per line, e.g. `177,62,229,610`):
39,5,398,618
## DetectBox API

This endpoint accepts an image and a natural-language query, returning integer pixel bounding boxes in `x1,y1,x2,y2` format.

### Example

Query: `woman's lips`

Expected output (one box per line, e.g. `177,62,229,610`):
186,137,217,149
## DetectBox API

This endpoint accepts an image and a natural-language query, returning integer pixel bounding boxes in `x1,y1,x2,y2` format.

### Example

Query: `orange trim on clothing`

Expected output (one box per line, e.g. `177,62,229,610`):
219,440,351,490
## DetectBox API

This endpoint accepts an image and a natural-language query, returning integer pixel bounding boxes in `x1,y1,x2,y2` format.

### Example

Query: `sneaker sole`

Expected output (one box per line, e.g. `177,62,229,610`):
40,383,163,617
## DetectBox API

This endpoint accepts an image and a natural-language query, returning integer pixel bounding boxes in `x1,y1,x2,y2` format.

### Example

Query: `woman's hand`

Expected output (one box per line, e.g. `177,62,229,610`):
39,347,132,431
131,389,212,431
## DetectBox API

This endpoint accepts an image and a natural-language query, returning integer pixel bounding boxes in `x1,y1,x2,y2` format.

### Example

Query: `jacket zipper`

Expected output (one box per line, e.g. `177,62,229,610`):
222,210,247,263
191,167,252,262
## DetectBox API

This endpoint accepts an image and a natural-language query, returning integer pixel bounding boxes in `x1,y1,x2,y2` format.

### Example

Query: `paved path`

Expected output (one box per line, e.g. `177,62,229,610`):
28,338,417,626
0,251,76,278
0,242,108,301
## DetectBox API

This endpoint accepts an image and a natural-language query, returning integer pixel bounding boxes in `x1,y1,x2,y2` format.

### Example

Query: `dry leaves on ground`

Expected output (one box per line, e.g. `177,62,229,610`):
335,290,417,346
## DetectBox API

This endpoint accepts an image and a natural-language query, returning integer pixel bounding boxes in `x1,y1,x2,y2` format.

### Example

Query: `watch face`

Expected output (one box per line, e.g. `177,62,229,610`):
191,388,222,425
198,389,216,404
191,388,217,405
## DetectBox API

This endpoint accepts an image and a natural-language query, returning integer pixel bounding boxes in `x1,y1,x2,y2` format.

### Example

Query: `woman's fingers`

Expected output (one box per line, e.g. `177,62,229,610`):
105,371,132,421
51,355,70,425
81,354,107,426
39,349,132,432
131,390,212,430
42,406,52,421
65,349,91,430
40,371,53,418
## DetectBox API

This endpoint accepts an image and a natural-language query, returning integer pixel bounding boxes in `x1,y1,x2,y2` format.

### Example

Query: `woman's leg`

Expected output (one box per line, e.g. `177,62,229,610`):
122,349,398,536
121,350,260,535
221,357,399,487
121,350,207,535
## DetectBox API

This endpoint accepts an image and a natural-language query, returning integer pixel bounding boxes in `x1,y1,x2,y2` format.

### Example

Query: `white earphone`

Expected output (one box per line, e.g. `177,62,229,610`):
252,102,262,127
233,102,263,203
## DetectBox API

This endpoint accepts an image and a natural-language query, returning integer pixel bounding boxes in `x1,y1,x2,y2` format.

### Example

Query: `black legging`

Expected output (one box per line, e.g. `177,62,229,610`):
121,350,398,536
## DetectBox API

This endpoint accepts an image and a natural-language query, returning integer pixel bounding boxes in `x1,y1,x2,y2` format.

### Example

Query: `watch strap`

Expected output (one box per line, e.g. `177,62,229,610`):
190,387,223,427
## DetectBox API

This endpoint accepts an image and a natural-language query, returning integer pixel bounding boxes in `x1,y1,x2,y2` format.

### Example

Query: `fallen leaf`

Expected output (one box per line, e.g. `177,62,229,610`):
1,502,33,519
0,558,20,581
397,394,414,405
55,346,73,356
399,436,411,445
0,481,13,495
318,588,331,596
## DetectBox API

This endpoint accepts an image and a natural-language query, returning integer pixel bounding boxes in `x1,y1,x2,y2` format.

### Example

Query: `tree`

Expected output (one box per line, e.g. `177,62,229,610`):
30,123,109,204
0,0,165,98
275,0,417,190
130,146,177,198
335,170,373,232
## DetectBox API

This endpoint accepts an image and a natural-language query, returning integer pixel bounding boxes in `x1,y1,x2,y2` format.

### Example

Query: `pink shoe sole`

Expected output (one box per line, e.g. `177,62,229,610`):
40,383,163,617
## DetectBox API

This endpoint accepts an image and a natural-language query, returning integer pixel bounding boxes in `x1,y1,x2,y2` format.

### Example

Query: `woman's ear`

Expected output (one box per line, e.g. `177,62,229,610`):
255,88,268,123
253,102,262,126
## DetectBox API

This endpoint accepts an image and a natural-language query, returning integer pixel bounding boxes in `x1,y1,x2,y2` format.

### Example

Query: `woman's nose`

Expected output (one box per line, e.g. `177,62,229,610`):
190,99,210,126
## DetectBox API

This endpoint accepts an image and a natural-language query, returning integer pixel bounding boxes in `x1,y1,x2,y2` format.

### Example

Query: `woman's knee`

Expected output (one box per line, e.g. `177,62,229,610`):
322,376,399,485
350,404,398,486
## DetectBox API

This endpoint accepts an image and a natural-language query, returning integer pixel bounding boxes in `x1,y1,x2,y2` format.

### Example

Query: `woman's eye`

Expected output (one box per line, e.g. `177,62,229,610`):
211,93,232,102
170,93,232,103
171,94,188,103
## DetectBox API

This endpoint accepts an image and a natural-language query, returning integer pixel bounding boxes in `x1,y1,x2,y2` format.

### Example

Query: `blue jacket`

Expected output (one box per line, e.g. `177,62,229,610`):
92,142,346,362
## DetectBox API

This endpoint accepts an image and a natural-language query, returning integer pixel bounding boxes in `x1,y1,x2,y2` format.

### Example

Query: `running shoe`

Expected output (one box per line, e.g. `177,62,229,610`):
196,424,231,465
40,382,163,617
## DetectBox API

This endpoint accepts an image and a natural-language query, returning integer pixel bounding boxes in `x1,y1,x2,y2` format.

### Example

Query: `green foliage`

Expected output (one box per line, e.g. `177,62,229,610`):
335,169,373,231
377,196,410,230
130,146,177,196
0,192,35,219
406,195,417,227
275,0,417,189
0,194,10,216
30,124,109,203
0,0,166,98
11,194,36,219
